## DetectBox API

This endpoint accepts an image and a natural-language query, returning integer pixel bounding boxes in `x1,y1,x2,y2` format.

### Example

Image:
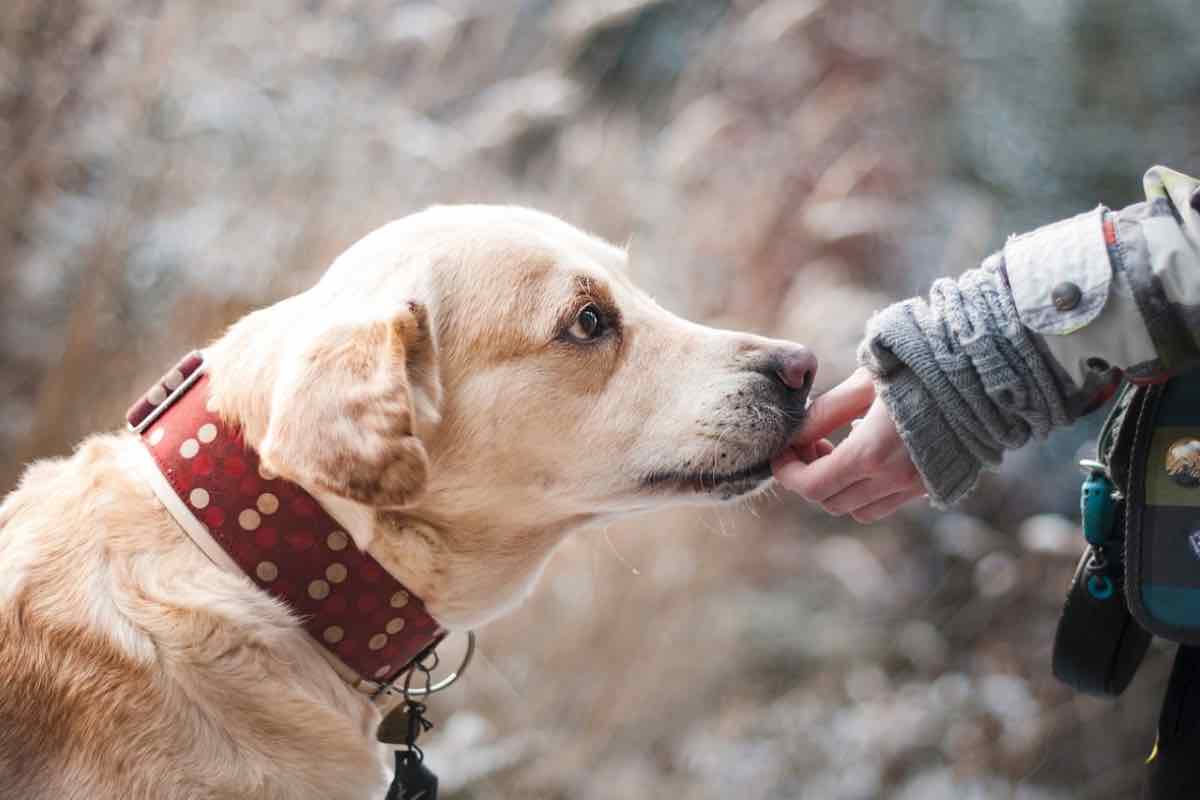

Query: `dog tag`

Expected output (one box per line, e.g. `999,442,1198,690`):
386,750,438,800
377,704,414,745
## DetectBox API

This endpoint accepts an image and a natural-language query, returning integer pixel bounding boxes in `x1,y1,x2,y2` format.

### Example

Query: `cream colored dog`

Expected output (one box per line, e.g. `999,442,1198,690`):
0,206,815,800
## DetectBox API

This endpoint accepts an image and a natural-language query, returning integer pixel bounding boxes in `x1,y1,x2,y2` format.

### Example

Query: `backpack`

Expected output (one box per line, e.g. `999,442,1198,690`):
1053,370,1200,695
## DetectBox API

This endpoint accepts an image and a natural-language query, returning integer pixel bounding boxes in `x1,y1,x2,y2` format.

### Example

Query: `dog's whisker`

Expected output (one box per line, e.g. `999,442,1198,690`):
602,527,640,576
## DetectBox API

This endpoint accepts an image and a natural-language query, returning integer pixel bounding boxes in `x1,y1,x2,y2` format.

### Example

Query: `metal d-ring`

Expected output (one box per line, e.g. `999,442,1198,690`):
403,631,476,697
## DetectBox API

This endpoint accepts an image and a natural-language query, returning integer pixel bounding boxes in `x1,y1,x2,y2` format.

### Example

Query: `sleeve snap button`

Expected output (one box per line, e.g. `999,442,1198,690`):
1051,282,1082,312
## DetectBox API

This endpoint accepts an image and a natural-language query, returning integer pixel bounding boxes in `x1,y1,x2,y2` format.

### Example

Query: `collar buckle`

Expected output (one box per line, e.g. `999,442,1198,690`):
126,351,207,434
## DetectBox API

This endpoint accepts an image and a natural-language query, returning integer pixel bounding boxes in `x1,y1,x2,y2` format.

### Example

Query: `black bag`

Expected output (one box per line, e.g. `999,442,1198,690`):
1054,369,1200,696
1052,382,1152,695
1052,522,1152,695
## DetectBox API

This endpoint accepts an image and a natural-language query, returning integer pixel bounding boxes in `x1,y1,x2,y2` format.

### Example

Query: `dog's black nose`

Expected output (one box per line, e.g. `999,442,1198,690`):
773,345,817,396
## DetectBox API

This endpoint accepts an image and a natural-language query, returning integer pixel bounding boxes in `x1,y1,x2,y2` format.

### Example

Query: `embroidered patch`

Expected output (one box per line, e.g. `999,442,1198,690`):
1166,438,1200,488
1189,530,1200,561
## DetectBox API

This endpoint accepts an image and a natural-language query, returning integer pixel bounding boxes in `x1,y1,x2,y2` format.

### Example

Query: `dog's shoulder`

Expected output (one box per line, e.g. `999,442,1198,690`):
1,434,388,800
1,435,170,796
2,433,172,607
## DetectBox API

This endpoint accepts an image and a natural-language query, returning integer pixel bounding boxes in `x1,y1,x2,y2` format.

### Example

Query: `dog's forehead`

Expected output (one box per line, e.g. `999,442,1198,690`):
324,204,628,285
455,211,626,282
318,205,642,335
453,204,626,268
413,207,633,301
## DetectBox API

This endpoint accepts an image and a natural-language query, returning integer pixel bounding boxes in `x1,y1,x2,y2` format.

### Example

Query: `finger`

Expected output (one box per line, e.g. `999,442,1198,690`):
822,475,904,516
818,478,869,515
770,437,834,479
796,368,876,444
771,443,801,473
850,487,926,524
774,436,867,502
795,439,836,466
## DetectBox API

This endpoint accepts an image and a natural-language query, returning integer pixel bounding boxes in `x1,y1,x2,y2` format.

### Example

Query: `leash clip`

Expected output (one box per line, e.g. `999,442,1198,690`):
375,631,476,701
407,631,476,697
1079,460,1119,547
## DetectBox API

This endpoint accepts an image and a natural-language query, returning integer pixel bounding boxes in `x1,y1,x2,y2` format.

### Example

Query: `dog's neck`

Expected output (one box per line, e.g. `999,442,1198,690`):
203,326,585,631
371,506,586,630
130,355,447,693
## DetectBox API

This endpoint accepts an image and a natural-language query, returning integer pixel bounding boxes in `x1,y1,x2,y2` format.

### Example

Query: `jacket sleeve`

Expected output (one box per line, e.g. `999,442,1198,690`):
860,166,1200,507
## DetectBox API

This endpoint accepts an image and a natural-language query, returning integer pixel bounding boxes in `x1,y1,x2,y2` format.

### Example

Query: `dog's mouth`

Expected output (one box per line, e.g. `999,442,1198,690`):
640,396,809,500
641,458,775,498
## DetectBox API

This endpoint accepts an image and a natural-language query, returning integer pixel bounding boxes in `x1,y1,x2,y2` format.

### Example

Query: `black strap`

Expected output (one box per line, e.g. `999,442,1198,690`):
1100,380,1148,495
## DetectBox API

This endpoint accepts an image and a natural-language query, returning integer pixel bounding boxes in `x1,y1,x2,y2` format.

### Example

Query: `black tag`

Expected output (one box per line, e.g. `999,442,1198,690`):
386,750,438,800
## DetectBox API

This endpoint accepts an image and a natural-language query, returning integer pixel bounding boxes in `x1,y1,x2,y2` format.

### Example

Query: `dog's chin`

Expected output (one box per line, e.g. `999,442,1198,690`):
640,459,775,502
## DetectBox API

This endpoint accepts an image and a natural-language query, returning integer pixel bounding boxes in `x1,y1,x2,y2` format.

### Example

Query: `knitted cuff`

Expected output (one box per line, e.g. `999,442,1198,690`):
870,365,981,508
858,303,985,508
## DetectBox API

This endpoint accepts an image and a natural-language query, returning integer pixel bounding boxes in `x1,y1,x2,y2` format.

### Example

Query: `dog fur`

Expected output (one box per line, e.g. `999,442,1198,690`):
0,206,813,799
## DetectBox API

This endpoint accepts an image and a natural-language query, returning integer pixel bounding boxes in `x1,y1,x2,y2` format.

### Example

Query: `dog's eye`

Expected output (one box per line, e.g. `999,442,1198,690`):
566,304,605,342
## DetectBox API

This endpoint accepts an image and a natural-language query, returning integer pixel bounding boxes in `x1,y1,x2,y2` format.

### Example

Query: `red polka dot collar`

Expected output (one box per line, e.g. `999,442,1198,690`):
127,352,446,696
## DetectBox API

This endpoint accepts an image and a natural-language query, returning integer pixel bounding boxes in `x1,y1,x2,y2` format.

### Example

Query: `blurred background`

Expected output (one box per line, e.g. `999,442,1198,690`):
3,0,1200,797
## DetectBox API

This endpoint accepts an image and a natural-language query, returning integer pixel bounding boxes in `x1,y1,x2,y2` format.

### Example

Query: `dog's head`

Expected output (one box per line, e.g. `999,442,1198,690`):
208,206,815,626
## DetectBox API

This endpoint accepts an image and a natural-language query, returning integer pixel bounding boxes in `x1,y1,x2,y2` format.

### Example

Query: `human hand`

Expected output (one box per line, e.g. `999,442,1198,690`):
772,367,926,523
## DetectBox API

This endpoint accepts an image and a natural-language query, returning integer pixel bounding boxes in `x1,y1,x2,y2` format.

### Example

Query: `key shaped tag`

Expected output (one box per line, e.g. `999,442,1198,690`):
380,697,438,800
377,703,415,746
386,749,438,800
378,647,459,800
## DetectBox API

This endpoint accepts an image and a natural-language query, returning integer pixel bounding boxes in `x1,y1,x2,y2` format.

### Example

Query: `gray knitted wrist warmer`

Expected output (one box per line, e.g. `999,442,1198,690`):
858,254,1075,507
872,368,981,508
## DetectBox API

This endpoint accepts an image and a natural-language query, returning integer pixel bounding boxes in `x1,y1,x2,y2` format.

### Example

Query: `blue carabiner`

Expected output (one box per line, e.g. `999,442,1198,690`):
1080,460,1118,547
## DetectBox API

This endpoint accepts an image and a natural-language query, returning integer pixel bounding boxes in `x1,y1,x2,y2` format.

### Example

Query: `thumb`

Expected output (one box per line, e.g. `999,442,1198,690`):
795,367,876,444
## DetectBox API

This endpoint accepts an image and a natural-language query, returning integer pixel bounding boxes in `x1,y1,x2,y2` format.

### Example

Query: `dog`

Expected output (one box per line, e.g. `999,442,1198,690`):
0,205,815,800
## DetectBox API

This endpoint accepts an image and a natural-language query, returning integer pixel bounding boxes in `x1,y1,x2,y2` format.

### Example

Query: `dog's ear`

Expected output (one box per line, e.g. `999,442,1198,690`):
259,301,440,508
